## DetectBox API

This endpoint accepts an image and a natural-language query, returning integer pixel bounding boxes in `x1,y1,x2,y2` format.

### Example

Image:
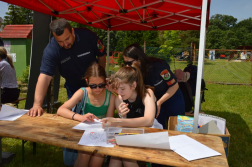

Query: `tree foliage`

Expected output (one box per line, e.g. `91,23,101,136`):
206,14,252,49
3,4,33,25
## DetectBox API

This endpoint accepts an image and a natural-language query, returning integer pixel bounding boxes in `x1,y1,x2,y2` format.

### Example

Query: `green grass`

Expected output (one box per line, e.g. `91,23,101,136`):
201,84,252,167
169,59,252,85
2,61,252,166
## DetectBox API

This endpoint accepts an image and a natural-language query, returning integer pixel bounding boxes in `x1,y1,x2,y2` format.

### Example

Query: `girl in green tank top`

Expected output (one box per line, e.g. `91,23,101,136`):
57,62,115,167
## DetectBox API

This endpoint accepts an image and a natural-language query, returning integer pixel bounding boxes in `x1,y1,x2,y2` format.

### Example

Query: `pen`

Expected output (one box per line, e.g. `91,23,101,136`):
115,133,139,135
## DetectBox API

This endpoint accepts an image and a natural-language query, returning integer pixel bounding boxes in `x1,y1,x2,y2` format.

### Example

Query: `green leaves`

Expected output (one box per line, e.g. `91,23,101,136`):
3,4,33,25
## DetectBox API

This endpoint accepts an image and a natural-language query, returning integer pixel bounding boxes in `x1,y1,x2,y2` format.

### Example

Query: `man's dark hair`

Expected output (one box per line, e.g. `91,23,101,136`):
49,18,72,36
0,37,4,47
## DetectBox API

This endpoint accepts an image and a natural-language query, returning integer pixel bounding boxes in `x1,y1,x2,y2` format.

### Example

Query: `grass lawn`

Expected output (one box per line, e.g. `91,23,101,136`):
168,59,252,85
2,60,252,166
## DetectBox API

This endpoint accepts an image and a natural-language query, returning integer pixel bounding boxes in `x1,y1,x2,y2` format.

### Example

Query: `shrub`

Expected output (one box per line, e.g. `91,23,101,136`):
19,65,30,84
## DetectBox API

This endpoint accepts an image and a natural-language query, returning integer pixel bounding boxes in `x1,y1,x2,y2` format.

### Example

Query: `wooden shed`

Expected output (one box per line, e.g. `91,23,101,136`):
0,25,32,77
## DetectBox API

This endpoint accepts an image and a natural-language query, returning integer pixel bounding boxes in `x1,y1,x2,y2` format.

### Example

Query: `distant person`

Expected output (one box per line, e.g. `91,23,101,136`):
0,47,20,103
27,18,106,117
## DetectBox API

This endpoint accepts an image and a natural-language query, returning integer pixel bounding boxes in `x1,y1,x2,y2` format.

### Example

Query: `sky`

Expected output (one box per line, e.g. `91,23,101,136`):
0,0,252,22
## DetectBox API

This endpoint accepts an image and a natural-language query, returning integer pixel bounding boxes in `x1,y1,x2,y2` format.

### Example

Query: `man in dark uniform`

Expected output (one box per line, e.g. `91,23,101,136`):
27,18,106,117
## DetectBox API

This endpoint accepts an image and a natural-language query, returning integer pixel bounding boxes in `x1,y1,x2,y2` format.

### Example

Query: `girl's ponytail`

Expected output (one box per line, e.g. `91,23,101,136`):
6,54,14,68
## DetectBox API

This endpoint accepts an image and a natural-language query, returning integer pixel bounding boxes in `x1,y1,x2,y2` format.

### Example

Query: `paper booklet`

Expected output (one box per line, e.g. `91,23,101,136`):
0,104,28,121
115,131,170,150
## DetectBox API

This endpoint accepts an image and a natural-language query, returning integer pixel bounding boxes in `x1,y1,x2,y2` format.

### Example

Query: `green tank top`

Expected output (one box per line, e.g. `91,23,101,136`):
83,89,111,119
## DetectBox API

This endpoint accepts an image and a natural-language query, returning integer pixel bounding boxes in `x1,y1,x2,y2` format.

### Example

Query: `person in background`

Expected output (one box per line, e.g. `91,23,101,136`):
27,18,106,117
101,65,157,167
122,44,185,129
0,47,20,103
57,62,115,167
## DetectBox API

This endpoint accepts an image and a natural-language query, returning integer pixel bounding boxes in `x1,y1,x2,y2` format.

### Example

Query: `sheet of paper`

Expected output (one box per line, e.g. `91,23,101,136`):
0,105,28,121
72,119,102,130
198,113,226,134
115,131,170,150
78,129,114,147
169,135,221,161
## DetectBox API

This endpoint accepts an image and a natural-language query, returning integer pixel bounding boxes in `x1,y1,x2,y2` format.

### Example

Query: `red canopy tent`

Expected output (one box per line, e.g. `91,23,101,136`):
1,0,211,133
1,0,210,31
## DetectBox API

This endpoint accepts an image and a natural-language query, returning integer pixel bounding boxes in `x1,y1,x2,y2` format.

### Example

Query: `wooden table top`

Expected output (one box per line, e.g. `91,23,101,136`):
0,113,229,167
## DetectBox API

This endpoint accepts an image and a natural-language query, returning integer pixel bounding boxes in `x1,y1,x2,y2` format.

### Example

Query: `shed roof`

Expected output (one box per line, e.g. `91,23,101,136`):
0,25,33,39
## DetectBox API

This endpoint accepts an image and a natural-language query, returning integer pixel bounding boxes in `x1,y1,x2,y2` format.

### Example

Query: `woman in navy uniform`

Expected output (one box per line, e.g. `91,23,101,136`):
123,44,185,129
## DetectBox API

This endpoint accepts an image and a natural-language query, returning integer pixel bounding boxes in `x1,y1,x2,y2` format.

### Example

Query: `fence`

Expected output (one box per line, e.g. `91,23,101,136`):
109,47,252,86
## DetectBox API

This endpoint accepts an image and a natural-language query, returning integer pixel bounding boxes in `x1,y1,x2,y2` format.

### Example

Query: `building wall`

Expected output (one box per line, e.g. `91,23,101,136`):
26,39,31,66
3,38,31,78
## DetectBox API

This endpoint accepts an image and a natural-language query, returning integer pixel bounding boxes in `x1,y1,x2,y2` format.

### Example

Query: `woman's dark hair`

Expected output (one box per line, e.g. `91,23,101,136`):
49,18,72,36
84,62,107,84
123,44,149,82
0,47,14,68
123,43,163,82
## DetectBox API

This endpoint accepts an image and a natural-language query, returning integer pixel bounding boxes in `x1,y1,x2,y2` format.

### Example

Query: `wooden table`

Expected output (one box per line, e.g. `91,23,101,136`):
0,113,229,167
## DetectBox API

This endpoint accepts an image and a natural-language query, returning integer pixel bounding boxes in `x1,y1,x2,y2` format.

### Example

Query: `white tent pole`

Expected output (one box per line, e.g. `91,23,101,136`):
106,28,110,76
192,0,208,133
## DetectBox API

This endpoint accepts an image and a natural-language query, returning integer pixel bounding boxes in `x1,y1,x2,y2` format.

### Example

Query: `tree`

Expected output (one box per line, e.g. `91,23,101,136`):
159,30,181,53
3,4,22,25
208,14,237,31
3,4,33,25
180,30,200,48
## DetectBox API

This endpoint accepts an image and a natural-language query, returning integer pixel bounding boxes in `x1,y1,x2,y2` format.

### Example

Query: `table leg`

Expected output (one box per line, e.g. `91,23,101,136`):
22,140,26,164
33,142,36,155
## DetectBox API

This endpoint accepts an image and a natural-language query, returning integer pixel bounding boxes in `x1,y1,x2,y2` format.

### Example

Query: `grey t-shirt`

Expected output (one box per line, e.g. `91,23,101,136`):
0,59,18,88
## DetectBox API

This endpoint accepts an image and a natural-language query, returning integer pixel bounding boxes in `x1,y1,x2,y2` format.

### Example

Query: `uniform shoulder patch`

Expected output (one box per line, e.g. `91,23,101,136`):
167,78,175,85
97,39,105,53
160,69,171,80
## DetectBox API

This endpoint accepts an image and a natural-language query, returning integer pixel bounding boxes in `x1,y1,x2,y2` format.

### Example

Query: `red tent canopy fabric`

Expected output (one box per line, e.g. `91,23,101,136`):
1,0,210,31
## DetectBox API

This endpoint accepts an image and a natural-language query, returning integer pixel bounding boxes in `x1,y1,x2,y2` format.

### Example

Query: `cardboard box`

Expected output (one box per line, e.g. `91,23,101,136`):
168,116,230,158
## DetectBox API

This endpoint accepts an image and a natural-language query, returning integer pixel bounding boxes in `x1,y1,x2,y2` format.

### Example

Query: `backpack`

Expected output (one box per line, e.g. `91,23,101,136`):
183,64,207,103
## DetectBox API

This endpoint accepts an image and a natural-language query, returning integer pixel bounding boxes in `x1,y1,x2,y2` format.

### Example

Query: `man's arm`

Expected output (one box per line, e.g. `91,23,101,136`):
98,54,106,69
27,73,52,117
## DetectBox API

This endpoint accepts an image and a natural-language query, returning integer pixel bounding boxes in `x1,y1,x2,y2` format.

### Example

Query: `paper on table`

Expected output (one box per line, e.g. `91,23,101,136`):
73,119,102,130
198,113,226,134
0,105,28,121
169,135,221,161
115,131,170,150
78,129,114,147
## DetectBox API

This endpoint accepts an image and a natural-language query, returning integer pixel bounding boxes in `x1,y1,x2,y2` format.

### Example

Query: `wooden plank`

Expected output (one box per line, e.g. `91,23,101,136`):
0,113,228,167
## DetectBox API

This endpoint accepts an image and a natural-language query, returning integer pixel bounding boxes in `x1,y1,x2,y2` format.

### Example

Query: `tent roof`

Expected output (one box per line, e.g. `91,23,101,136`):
0,25,33,39
1,0,210,31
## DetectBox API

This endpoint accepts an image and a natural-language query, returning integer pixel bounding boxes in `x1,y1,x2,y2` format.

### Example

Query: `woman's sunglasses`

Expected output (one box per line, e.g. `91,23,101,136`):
88,83,106,89
123,59,135,66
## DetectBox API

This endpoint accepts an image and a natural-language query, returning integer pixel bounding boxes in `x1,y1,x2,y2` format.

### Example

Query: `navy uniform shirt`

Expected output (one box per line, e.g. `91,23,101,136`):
40,28,106,88
146,60,178,99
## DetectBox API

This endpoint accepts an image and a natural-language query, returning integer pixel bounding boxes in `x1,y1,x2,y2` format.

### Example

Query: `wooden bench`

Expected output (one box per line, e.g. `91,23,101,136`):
9,97,27,108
